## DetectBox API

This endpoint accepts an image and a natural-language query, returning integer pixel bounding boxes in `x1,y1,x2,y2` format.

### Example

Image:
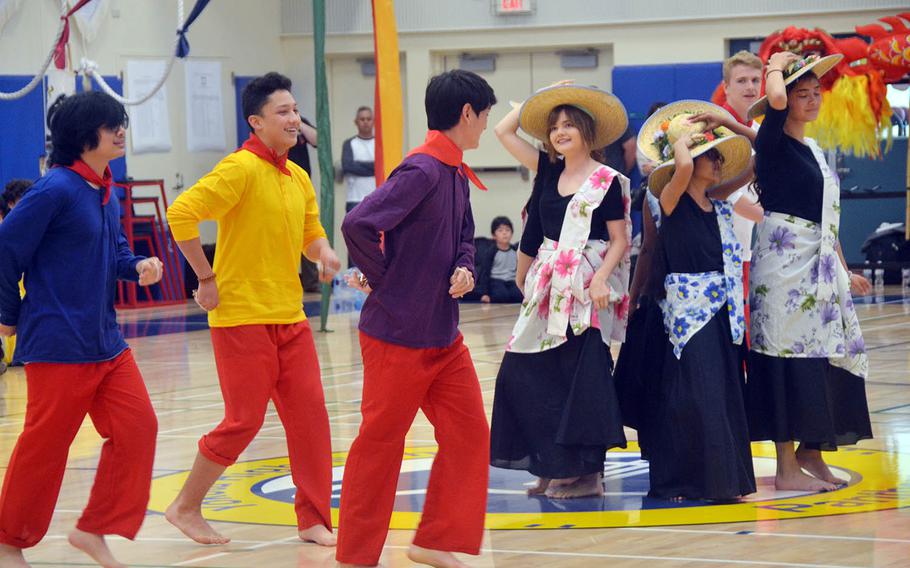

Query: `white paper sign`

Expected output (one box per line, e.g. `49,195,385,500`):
126,59,173,154
184,60,226,152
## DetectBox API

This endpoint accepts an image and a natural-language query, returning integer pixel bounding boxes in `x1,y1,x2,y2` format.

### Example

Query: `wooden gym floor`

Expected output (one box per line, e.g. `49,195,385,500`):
1,290,908,567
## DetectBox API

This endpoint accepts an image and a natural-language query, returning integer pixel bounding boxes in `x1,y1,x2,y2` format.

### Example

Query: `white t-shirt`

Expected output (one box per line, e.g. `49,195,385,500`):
345,137,377,203
727,120,761,261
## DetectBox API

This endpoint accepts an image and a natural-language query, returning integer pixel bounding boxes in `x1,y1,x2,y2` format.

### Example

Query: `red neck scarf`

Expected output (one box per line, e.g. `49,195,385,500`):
239,133,291,176
64,159,113,204
722,101,754,128
407,130,487,190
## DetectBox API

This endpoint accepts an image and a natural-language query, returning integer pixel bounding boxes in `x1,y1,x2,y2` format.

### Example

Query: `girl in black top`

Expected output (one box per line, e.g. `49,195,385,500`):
747,52,873,493
644,117,756,501
490,85,630,499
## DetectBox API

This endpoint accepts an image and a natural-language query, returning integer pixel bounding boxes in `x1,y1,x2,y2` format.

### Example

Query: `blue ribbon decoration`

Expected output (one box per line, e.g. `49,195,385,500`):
175,0,212,58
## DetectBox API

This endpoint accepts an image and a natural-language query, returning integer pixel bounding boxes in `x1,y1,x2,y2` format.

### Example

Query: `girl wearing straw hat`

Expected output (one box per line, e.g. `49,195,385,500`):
638,99,757,501
746,52,872,493
489,83,631,498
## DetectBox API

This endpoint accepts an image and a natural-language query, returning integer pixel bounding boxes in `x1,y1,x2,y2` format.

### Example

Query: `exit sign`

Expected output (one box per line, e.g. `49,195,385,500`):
495,0,533,15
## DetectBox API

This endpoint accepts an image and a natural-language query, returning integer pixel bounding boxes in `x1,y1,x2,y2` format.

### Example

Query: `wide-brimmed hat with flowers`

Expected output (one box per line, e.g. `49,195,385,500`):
747,53,843,119
638,100,752,197
519,84,628,149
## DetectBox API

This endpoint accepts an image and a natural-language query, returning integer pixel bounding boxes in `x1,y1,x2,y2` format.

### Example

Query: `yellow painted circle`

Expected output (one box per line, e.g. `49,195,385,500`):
147,442,909,529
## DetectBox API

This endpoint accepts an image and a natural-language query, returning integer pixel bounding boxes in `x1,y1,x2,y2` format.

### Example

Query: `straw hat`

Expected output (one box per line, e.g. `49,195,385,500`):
638,99,752,197
747,53,843,119
518,85,628,149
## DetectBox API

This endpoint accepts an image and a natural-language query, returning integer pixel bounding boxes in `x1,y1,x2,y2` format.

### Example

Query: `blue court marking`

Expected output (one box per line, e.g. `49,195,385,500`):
251,454,738,515
119,300,322,338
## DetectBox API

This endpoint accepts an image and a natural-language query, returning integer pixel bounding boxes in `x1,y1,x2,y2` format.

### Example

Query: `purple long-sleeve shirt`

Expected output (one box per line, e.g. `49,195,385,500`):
342,153,476,348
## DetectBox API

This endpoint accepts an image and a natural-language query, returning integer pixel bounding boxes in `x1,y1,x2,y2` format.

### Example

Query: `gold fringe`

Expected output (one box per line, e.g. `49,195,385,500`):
806,75,892,159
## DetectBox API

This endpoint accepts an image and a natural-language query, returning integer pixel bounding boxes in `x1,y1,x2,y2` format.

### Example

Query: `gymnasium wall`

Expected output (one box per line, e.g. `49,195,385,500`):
281,7,900,261
0,2,902,255
0,0,283,243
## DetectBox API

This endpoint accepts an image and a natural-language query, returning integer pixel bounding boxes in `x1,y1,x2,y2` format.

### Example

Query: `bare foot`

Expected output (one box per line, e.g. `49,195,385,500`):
165,502,230,545
669,496,686,502
527,477,550,495
796,447,848,486
775,470,837,492
407,545,468,568
67,529,124,568
545,473,604,499
299,524,336,546
0,544,29,568
547,476,580,488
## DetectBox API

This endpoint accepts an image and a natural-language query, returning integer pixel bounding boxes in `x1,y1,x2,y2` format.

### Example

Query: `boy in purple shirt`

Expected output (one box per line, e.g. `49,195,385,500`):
338,70,496,568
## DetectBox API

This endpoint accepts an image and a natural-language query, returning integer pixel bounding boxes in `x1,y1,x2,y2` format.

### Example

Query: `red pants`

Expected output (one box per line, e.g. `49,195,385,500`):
336,333,489,566
0,349,157,548
203,321,332,531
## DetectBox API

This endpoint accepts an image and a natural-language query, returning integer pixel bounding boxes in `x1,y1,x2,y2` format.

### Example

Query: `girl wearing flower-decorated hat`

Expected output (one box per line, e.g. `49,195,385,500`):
637,99,757,501
488,82,631,499
746,52,872,493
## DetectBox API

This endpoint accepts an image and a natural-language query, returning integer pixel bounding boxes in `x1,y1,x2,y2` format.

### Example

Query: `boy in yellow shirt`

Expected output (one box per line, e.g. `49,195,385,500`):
165,72,340,546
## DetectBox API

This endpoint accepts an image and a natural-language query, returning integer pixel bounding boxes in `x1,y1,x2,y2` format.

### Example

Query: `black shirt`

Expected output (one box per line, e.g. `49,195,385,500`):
660,193,723,274
520,151,624,257
754,107,824,223
600,126,634,175
287,118,316,175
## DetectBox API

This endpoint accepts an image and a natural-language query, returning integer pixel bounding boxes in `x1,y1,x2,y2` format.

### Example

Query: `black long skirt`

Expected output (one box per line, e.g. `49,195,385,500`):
613,295,667,460
647,308,756,500
490,327,627,479
746,352,873,451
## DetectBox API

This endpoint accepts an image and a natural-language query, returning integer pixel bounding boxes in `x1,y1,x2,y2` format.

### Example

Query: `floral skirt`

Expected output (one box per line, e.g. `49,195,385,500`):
746,352,873,451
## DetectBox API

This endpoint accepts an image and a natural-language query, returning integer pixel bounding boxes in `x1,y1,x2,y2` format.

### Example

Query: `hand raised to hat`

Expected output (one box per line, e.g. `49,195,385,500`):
688,112,729,133
767,51,801,73
676,131,705,150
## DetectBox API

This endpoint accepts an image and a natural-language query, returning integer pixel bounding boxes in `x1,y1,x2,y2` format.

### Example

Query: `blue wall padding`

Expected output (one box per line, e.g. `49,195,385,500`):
613,62,723,133
0,76,46,185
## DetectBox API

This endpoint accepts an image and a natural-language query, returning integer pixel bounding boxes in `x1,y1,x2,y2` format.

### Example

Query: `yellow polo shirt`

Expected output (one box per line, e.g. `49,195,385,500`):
167,150,327,327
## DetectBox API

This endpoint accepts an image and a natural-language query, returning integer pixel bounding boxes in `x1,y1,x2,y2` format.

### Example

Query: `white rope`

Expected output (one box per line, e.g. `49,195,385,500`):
0,0,68,100
0,0,185,105
81,0,185,105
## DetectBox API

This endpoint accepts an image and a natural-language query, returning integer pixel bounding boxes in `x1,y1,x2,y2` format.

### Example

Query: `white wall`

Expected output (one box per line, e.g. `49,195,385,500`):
0,0,284,243
281,8,897,252
2,3,897,251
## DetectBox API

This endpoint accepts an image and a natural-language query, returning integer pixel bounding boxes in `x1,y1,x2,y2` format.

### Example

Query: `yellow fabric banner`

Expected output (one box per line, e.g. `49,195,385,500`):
371,0,403,183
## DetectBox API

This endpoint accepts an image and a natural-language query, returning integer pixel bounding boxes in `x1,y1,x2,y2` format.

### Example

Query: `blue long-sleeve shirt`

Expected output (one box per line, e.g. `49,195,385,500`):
342,153,476,349
0,167,144,363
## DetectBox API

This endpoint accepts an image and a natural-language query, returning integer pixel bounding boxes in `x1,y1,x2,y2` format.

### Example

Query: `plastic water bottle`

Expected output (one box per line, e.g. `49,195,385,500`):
874,261,885,293
902,267,910,297
862,261,872,284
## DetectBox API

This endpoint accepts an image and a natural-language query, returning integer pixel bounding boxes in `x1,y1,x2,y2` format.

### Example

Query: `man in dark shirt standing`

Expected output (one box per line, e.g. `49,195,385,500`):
601,125,636,176
287,117,321,292
338,70,496,568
